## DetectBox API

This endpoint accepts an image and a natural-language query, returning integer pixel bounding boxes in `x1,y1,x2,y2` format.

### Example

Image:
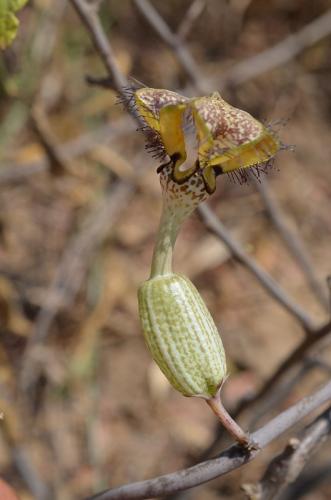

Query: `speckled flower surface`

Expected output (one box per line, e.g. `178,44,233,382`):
138,273,227,398
133,87,280,194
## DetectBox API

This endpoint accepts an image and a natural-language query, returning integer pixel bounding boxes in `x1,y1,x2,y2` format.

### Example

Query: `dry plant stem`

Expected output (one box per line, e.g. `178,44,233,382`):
70,0,127,91
206,393,253,448
70,0,144,129
85,379,331,500
21,0,141,393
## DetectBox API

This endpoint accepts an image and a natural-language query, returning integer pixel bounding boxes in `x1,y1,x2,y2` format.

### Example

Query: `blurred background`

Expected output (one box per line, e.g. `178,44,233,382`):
0,0,331,499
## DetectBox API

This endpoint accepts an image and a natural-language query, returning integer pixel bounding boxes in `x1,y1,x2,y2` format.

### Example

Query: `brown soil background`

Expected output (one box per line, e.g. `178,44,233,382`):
0,1,331,499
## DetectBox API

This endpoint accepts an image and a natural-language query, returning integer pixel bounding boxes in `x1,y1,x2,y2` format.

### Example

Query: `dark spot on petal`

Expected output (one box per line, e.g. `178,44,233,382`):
213,165,224,177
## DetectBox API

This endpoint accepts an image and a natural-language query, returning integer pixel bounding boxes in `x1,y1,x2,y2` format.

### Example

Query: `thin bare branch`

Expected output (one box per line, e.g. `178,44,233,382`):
220,9,331,86
70,0,127,90
243,405,331,500
252,176,329,310
84,379,331,500
198,203,316,332
71,0,147,128
133,0,208,93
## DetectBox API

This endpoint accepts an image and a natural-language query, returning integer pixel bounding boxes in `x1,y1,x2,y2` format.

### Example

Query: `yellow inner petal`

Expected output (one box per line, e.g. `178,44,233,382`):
159,104,187,159
208,130,280,173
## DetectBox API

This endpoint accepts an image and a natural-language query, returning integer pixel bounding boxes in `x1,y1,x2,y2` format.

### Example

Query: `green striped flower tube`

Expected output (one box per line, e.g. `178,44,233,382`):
138,273,226,399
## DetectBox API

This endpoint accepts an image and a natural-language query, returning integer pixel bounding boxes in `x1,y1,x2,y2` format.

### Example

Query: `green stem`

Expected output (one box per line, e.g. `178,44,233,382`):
150,202,183,278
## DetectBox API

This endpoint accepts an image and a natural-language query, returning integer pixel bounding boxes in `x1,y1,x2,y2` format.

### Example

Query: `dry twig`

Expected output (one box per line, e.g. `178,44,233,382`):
71,0,127,90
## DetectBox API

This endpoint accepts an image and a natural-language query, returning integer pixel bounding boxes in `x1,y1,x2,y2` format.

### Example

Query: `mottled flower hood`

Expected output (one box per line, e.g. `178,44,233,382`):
132,87,281,194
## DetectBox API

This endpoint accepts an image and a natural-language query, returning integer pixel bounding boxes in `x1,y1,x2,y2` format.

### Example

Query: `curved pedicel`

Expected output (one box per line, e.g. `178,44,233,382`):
131,86,282,449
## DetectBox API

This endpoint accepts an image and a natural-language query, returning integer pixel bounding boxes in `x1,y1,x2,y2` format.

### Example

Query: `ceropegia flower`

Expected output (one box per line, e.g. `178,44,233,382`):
129,87,286,448
125,87,282,194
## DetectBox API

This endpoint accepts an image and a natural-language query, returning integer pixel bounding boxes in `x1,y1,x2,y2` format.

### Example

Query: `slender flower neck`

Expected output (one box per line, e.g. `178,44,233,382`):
149,201,185,279
150,163,210,279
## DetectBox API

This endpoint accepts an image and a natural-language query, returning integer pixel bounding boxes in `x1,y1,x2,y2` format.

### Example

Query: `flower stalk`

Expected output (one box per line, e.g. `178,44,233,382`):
150,201,182,278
